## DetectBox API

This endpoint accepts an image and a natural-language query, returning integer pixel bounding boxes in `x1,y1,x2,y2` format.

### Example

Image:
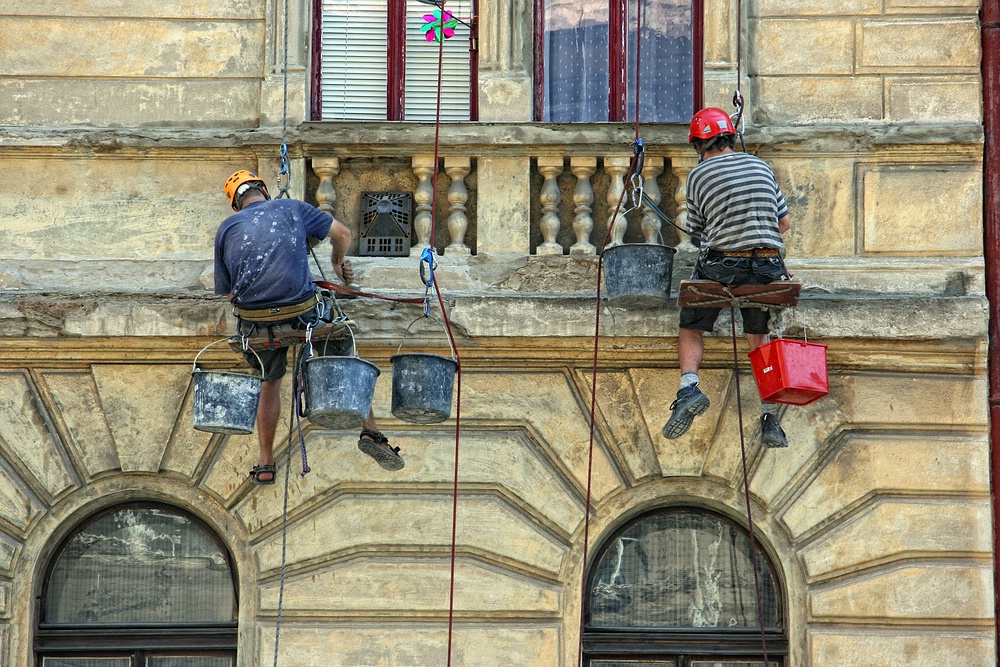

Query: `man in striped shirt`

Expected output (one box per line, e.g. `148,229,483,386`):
662,108,792,448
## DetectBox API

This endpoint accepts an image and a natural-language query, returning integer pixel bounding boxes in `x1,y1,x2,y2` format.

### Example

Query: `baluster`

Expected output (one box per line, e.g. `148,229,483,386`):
536,157,564,255
411,155,436,255
640,156,665,244
605,156,630,246
569,156,597,255
312,158,340,215
670,154,699,251
444,157,471,254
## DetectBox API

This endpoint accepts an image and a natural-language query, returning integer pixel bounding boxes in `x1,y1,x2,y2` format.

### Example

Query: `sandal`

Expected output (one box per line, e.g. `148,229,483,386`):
357,429,404,471
249,463,277,485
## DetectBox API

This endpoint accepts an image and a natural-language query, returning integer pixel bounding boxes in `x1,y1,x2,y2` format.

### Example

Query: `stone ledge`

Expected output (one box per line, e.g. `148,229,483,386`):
0,123,984,154
0,254,985,298
0,290,986,342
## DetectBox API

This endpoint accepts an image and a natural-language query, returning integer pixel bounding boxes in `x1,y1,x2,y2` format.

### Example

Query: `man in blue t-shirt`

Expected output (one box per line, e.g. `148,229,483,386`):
215,170,404,482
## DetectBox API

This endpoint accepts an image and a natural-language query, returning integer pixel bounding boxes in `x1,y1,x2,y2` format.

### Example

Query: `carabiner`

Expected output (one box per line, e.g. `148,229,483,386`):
276,143,291,198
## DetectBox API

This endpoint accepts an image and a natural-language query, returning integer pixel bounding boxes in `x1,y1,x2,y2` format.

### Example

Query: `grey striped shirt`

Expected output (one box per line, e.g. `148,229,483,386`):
686,152,789,251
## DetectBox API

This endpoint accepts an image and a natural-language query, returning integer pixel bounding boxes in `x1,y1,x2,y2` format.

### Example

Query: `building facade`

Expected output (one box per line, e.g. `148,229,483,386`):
0,0,993,665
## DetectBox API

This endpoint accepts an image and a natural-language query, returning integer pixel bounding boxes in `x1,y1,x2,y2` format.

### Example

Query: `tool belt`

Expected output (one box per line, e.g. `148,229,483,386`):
708,248,781,258
235,294,319,323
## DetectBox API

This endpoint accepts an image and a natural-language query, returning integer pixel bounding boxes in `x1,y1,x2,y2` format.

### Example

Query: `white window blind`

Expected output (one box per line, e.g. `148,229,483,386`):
319,0,472,121
404,0,472,121
320,0,389,120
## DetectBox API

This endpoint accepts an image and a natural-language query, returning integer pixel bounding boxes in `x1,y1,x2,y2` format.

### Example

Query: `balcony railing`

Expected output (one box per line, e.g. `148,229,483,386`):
301,122,696,258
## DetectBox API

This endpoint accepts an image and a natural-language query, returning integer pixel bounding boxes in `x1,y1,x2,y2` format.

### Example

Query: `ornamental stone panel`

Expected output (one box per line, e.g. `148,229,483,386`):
859,164,983,254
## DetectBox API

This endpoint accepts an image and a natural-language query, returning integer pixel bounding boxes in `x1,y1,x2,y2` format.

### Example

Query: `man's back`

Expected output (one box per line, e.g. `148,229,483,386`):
214,199,332,308
686,151,788,252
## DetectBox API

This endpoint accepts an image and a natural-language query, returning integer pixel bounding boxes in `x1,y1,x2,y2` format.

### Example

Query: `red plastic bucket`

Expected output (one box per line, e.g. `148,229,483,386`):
748,339,829,406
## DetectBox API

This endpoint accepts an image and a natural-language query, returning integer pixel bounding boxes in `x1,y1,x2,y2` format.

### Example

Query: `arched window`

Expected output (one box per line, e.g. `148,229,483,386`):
584,507,787,666
35,503,238,666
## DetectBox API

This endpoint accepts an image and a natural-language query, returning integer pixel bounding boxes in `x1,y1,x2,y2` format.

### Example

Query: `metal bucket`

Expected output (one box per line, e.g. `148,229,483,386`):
390,313,458,425
192,339,263,435
390,353,457,424
602,243,676,309
303,354,380,429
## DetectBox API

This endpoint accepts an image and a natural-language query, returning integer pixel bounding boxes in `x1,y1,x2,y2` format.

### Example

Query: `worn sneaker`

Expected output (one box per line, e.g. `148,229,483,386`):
760,413,788,448
662,385,711,439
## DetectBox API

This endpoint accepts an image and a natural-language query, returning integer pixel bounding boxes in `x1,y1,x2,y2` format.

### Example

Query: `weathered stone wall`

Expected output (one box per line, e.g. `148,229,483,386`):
0,0,992,665
0,334,992,666
751,0,982,125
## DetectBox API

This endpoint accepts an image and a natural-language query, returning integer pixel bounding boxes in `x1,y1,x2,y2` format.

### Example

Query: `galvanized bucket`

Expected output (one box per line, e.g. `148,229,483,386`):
602,242,676,309
390,315,458,424
303,331,380,429
192,339,263,435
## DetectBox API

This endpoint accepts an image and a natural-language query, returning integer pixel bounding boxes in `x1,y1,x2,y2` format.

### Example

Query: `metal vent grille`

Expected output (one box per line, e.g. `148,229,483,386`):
359,191,413,257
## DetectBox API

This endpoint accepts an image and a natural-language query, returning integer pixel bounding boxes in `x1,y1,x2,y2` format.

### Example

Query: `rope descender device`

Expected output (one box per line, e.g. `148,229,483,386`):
626,137,646,213
276,142,291,199
419,246,437,317
731,91,748,153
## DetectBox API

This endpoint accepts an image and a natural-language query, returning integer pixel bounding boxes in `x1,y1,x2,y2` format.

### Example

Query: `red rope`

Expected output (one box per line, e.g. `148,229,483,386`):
575,1,774,663
423,5,465,665
314,280,426,304
729,309,771,664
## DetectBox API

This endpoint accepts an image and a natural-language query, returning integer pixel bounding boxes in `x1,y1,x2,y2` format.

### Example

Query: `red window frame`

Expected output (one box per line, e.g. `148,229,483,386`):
532,0,703,122
311,0,479,121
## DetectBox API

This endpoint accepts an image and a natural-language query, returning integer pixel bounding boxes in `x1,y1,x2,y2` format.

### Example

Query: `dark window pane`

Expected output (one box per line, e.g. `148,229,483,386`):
592,662,677,666
588,510,781,629
44,507,236,624
148,657,233,667
691,662,780,667
42,659,130,667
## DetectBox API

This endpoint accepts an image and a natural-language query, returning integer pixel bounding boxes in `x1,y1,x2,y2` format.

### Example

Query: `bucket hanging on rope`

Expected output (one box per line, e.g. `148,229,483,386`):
749,338,829,406
303,330,380,429
602,242,677,309
192,339,263,434
390,315,457,424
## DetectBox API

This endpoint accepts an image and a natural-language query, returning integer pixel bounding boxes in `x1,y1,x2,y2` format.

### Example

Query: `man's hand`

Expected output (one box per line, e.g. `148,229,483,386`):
335,259,355,285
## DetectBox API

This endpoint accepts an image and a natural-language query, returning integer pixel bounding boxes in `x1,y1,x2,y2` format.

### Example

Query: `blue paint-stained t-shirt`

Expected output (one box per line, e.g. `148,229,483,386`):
214,199,333,308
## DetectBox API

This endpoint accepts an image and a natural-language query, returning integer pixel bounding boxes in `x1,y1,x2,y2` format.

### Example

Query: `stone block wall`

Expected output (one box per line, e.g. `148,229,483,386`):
752,0,982,124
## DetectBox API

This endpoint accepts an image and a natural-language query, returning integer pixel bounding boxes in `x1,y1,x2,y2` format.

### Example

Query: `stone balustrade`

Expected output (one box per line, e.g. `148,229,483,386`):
307,140,699,257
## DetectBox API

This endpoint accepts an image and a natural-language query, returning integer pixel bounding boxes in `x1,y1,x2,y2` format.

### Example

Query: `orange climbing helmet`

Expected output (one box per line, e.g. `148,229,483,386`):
224,170,269,210
688,108,735,142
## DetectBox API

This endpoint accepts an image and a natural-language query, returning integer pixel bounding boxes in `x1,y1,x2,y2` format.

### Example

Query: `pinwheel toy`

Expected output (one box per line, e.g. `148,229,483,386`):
421,9,459,42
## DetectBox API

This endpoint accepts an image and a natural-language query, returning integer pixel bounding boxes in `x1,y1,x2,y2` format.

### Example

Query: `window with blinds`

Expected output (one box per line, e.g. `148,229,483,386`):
318,0,474,121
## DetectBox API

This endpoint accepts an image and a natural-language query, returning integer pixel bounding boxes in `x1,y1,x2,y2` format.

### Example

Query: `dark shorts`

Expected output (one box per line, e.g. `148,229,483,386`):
239,305,352,382
679,252,789,335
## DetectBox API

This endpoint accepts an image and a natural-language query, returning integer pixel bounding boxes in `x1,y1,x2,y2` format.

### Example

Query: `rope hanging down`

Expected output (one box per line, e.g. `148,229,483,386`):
576,0,772,663
414,3,466,665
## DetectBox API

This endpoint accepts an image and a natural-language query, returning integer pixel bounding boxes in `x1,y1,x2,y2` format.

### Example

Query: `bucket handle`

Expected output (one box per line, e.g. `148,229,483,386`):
302,322,359,361
193,337,265,379
395,315,457,361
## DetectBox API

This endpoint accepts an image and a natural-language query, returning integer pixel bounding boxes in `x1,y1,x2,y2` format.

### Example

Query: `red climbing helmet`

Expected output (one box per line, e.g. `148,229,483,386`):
688,108,735,142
